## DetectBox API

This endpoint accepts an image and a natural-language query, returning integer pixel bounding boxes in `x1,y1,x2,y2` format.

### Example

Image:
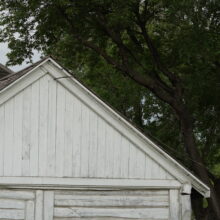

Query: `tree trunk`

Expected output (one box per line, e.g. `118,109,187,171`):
191,190,207,220
177,104,220,219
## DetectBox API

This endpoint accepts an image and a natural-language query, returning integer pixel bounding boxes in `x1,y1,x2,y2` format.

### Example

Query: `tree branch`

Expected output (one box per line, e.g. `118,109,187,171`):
134,6,182,90
57,3,176,108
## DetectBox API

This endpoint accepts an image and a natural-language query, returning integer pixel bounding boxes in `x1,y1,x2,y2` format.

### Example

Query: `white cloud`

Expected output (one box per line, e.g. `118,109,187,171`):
0,42,42,72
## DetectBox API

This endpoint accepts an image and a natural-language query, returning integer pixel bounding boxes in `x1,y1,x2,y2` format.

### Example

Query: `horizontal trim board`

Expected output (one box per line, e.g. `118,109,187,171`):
0,177,181,189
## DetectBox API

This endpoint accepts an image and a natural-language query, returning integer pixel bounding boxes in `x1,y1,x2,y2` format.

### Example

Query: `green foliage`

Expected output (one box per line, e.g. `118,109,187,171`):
0,0,220,177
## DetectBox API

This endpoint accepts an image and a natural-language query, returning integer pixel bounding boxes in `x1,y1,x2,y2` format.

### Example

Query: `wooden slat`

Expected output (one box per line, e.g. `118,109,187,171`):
169,189,180,220
88,111,98,177
4,98,14,176
35,190,43,220
0,199,25,209
54,207,169,218
112,130,121,178
47,76,57,176
30,81,39,176
54,194,169,207
0,105,4,175
0,208,24,219
72,97,81,177
63,90,74,177
54,218,167,220
181,195,191,220
145,154,153,178
44,191,54,220
104,125,114,178
55,83,65,177
120,136,129,178
80,103,90,177
39,75,49,176
54,216,168,220
0,190,35,200
25,200,35,220
13,92,23,176
136,146,146,178
96,116,106,177
22,86,32,176
55,190,169,196
129,142,137,178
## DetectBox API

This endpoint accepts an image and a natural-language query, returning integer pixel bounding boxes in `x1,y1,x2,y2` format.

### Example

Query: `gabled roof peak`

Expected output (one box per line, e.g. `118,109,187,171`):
0,57,210,198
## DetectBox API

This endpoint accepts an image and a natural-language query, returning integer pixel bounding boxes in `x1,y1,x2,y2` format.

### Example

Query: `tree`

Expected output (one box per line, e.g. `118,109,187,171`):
0,0,220,218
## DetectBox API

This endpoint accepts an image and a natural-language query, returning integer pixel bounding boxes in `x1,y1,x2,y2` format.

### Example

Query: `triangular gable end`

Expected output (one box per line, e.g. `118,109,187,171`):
0,57,210,197
0,63,174,181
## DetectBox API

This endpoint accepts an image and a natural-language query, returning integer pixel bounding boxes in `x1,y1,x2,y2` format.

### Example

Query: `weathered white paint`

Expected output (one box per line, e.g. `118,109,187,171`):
0,189,35,220
0,199,25,209
182,183,192,195
0,177,181,189
0,188,171,220
54,190,169,219
25,200,35,220
0,209,24,219
181,195,192,220
0,73,174,180
35,190,43,220
54,207,169,219
0,190,35,200
44,191,54,220
54,194,169,207
169,189,180,220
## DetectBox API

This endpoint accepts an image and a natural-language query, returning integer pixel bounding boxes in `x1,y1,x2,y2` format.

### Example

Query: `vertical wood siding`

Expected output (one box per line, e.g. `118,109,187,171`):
0,74,174,180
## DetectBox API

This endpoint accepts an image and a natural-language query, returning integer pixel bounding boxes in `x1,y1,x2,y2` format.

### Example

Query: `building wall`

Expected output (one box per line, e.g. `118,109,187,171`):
0,188,177,220
0,73,174,180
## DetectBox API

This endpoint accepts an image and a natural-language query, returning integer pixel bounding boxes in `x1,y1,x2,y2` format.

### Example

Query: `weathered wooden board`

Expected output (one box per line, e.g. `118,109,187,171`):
181,195,192,220
54,190,169,219
54,195,169,207
0,190,35,200
0,187,172,220
0,209,24,219
35,190,43,220
25,200,35,220
54,218,167,220
169,189,180,220
0,190,35,220
54,207,169,219
0,199,25,209
44,191,54,220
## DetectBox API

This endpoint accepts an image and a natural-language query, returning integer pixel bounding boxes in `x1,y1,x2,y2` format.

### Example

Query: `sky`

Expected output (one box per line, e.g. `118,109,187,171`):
0,42,41,72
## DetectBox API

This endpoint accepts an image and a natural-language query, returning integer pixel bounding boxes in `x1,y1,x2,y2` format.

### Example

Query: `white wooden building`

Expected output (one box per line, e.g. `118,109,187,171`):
0,57,209,220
